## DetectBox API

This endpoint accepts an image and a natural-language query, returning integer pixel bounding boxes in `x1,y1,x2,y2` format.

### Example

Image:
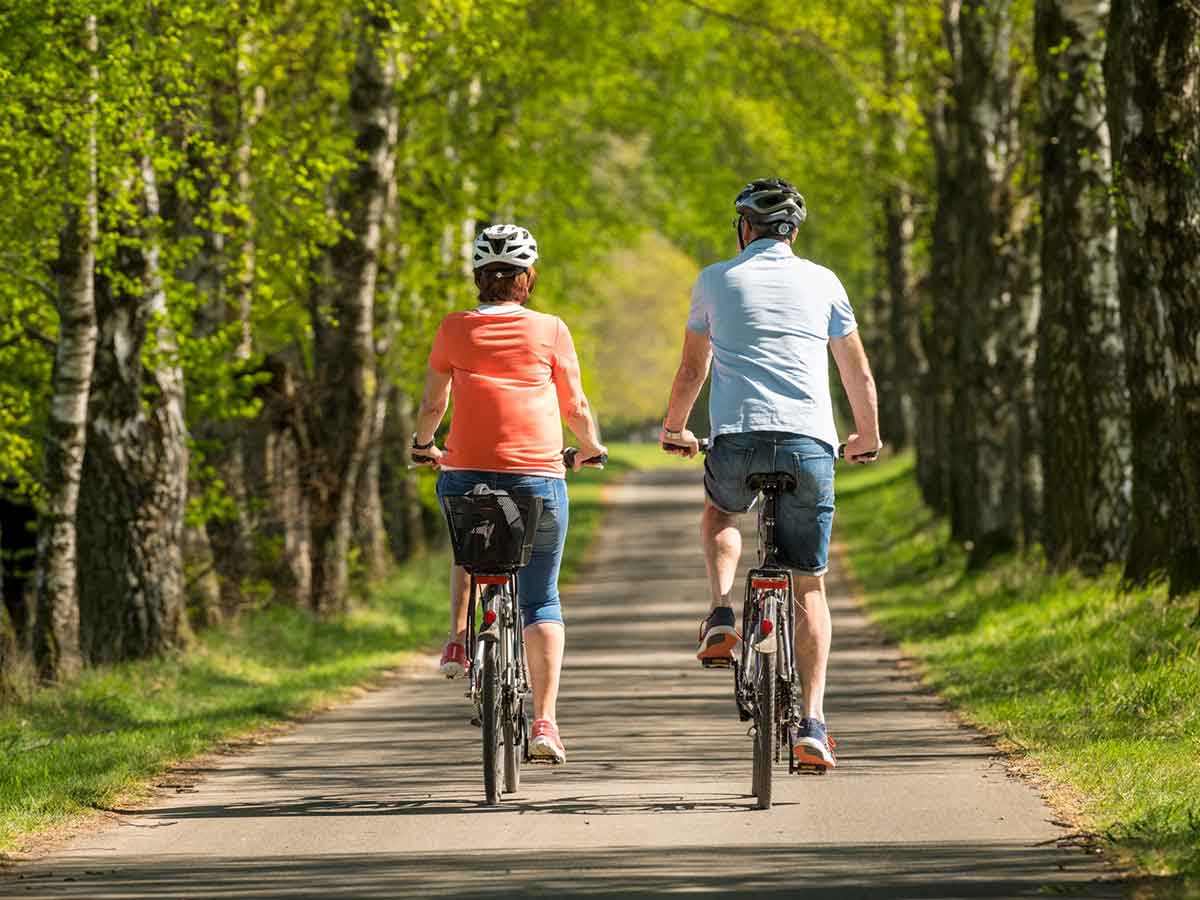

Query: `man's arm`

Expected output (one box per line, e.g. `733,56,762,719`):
829,329,882,461
412,367,452,465
661,328,713,457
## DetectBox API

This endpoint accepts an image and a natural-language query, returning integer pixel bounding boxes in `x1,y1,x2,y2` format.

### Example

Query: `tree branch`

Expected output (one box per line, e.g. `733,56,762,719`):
675,0,843,73
0,263,57,303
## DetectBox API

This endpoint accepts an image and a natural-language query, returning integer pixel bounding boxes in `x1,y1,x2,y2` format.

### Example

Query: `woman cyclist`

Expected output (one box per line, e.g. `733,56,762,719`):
410,224,606,764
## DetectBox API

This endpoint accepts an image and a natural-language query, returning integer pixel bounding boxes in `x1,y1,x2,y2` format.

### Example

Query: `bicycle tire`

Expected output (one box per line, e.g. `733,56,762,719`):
480,640,502,805
752,645,776,810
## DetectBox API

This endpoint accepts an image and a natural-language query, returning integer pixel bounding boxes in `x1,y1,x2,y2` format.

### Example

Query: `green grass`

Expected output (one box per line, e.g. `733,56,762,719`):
0,443,673,855
0,554,448,853
836,454,1200,884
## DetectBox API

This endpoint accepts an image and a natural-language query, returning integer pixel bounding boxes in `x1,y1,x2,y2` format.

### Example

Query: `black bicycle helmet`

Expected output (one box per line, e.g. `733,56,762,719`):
734,178,807,235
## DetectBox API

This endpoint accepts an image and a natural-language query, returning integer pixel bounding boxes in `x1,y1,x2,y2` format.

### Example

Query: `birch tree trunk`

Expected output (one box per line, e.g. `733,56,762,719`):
33,13,98,682
1035,0,1130,569
202,30,266,613
919,81,958,518
76,156,191,663
946,0,1025,563
1105,0,1200,590
307,22,396,614
879,9,919,451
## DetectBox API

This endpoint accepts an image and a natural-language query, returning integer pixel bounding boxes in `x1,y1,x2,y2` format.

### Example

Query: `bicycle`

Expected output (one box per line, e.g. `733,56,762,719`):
431,447,605,806
668,437,876,810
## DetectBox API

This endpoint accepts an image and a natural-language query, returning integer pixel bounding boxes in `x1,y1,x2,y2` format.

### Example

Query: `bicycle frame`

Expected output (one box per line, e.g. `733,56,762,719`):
733,485,802,772
465,571,530,754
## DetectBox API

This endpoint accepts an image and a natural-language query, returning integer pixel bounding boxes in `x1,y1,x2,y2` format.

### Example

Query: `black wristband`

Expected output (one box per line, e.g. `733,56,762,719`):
411,434,435,450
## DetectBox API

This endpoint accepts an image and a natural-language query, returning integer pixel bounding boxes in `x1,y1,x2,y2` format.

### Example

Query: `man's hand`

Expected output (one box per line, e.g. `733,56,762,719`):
410,443,444,468
842,432,882,464
660,426,700,458
571,442,608,472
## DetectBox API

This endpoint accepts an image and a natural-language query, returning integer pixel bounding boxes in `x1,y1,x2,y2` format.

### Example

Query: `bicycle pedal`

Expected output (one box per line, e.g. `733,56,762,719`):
469,717,481,727
794,764,827,775
701,658,733,669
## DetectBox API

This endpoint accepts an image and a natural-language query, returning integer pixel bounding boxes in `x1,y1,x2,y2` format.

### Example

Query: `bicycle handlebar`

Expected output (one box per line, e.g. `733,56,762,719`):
663,436,878,463
837,443,879,463
563,447,607,470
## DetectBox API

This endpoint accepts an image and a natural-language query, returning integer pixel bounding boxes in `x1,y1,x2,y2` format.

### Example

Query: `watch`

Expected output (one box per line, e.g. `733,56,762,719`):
411,434,435,450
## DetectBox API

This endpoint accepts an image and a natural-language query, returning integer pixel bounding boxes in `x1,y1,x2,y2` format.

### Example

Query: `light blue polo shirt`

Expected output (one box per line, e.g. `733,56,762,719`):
687,238,858,450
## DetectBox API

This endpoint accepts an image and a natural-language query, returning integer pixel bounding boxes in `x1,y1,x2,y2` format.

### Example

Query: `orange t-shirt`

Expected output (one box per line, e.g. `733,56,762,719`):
428,305,582,477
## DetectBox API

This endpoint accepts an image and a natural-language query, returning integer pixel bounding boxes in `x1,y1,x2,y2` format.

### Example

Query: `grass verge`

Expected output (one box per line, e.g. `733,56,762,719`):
0,443,670,856
836,454,1200,885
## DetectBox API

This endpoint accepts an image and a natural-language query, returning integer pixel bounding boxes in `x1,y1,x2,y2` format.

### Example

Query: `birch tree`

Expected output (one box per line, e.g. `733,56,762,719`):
1035,0,1130,568
1106,0,1200,594
32,12,99,681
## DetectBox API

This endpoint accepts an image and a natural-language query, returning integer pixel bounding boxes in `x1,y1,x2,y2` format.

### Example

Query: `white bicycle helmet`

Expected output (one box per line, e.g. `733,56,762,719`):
472,224,539,270
735,178,807,233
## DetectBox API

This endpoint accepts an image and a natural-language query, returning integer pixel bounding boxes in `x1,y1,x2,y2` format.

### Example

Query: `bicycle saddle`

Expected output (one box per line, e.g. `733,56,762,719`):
745,471,797,494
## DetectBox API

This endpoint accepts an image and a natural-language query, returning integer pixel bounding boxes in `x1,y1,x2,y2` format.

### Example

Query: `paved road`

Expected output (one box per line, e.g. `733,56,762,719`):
3,469,1119,899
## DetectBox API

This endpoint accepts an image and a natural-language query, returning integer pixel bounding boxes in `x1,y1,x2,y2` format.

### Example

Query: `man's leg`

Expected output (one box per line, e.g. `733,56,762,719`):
793,573,831,721
702,498,741,609
524,621,565,722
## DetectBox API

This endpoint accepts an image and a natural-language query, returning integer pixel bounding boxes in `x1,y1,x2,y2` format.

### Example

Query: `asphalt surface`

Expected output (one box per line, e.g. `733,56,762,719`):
2,468,1121,899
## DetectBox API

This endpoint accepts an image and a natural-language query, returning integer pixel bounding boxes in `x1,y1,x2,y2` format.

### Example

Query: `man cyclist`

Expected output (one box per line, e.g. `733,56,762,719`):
411,224,606,764
660,178,881,771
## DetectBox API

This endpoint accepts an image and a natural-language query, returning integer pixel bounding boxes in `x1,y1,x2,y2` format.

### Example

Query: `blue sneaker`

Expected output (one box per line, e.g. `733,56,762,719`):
792,717,837,769
696,606,739,663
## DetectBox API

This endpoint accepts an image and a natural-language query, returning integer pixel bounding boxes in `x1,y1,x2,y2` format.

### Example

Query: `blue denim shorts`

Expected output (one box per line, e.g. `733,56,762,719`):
704,432,835,576
436,470,568,627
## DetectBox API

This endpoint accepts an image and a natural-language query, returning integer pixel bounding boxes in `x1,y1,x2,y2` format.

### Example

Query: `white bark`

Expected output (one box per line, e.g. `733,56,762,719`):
33,13,98,681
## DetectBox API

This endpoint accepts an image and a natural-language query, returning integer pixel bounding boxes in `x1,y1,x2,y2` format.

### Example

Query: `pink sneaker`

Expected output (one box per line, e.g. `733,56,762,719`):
530,718,566,763
439,641,469,678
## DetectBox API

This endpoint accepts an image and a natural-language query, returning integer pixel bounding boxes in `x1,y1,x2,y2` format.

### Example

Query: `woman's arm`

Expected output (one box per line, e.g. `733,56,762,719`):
412,367,452,464
552,326,606,469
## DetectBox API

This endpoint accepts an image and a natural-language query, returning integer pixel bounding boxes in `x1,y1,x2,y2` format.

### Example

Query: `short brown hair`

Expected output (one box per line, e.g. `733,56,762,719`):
475,264,537,304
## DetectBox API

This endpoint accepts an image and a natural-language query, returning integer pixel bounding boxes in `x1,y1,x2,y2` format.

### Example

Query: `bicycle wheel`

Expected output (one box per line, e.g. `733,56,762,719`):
480,640,502,805
752,645,776,810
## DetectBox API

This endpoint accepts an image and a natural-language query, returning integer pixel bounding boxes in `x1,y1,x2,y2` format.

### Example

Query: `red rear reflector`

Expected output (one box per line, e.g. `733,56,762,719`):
482,610,497,627
476,575,508,585
751,578,789,590
761,618,774,636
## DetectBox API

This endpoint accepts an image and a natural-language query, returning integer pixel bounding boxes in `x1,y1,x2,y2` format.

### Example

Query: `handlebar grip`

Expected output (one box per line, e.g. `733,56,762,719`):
563,448,607,469
411,453,436,464
837,443,879,463
660,437,710,453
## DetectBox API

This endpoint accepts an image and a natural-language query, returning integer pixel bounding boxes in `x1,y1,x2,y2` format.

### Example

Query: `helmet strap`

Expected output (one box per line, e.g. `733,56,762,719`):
736,215,748,251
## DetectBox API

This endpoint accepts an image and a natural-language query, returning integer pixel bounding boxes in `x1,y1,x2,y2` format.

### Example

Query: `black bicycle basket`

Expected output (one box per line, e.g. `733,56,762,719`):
441,487,544,571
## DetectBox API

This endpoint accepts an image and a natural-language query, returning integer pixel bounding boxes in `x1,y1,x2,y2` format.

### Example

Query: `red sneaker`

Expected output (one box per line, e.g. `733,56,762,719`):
530,718,567,763
439,641,469,678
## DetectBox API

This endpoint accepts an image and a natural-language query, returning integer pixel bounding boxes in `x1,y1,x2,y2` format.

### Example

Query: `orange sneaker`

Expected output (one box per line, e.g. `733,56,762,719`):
792,717,837,769
439,641,469,678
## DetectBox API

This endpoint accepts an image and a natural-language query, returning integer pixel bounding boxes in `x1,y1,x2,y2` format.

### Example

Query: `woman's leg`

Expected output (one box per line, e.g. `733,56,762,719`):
515,478,568,723
437,470,480,645
449,564,469,642
524,621,565,721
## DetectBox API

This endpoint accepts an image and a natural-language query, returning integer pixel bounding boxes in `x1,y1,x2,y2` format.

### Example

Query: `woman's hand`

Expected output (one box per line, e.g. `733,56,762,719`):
571,442,608,471
410,443,444,468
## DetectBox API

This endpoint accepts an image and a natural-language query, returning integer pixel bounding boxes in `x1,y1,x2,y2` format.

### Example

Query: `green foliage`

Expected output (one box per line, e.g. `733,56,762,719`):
838,455,1200,880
